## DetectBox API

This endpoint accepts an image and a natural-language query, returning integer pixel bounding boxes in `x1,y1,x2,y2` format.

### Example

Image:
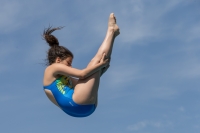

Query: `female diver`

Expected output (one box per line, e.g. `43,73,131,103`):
43,13,120,117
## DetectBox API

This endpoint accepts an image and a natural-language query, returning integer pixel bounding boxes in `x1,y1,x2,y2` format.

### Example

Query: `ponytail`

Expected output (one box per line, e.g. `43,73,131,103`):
42,26,73,65
43,26,63,47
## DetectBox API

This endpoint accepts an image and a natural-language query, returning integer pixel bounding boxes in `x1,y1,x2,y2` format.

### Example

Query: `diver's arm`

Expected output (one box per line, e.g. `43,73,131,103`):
53,54,109,79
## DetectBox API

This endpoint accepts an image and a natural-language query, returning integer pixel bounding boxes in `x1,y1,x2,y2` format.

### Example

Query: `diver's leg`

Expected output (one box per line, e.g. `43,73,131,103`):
88,13,120,67
73,13,120,105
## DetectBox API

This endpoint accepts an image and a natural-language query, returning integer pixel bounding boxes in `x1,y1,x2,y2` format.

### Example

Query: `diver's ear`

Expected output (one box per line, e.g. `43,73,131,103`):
55,57,61,63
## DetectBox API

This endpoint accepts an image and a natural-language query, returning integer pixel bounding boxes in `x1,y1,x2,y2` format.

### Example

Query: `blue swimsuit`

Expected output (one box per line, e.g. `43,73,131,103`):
43,76,95,117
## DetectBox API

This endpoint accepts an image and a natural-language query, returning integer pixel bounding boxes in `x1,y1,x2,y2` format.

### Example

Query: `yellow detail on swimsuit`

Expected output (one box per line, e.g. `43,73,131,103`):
56,76,73,95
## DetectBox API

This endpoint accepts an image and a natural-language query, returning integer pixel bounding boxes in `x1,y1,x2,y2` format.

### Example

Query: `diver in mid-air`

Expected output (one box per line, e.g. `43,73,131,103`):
42,13,120,117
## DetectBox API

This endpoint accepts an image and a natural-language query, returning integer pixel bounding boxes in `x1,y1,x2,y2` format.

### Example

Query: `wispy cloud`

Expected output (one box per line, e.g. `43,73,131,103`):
140,87,178,101
127,121,147,131
127,120,173,131
1,1,200,133
117,0,197,46
0,1,21,33
104,63,144,89
0,40,18,73
0,94,18,102
178,106,185,112
0,0,64,33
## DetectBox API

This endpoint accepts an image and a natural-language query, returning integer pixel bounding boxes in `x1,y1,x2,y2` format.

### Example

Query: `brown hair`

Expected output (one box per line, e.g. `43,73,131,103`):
43,26,73,65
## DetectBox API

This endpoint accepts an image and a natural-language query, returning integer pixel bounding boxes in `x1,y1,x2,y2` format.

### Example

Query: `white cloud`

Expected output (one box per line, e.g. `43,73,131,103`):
127,120,173,131
127,121,146,131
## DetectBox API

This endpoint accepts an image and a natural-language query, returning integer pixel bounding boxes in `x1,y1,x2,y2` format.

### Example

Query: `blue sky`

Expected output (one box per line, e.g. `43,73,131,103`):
1,0,200,133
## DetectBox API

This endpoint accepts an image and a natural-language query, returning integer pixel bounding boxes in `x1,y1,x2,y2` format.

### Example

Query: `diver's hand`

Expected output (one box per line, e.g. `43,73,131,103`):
99,53,110,68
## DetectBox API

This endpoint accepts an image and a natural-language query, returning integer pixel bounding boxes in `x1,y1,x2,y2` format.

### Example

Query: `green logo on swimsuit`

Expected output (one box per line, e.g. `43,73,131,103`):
56,80,66,94
56,76,72,95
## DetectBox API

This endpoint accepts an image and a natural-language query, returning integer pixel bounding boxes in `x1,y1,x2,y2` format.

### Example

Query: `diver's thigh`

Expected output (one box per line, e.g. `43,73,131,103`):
73,72,100,105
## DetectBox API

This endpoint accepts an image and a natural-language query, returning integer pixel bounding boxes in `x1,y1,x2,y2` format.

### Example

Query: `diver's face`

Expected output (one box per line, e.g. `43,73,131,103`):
60,56,73,67
56,56,73,67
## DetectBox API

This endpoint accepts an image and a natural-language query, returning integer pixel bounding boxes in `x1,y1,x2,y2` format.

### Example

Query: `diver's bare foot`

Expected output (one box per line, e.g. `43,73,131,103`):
108,13,120,37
